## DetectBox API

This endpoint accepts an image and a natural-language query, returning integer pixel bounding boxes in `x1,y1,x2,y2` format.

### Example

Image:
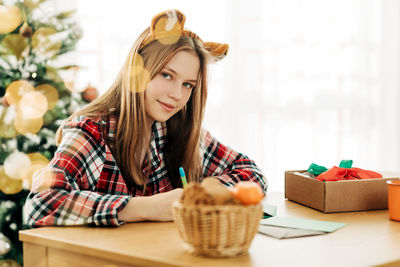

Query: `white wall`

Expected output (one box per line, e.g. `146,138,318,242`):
54,0,400,191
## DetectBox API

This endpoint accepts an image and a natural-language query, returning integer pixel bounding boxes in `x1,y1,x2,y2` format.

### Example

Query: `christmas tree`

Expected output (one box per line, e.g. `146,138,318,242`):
0,0,97,265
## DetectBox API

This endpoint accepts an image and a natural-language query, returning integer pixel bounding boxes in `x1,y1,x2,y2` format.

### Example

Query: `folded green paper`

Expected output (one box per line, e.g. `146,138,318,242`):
260,216,346,233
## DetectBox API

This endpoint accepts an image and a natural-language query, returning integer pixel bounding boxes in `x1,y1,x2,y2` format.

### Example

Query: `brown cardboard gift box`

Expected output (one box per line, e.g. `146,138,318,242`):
285,170,400,213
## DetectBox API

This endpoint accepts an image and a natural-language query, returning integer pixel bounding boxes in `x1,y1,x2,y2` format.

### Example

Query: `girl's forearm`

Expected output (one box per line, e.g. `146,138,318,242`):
117,196,151,222
117,189,183,222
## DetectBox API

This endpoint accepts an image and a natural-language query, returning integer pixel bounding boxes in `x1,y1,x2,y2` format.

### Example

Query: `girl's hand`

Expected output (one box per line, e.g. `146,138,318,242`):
118,188,183,222
144,188,183,221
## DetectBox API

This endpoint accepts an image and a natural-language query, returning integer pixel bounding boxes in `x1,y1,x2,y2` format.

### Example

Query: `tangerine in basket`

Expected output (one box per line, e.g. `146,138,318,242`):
231,181,264,205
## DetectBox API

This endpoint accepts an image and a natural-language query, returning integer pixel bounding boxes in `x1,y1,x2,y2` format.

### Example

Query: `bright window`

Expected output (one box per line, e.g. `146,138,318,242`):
67,0,400,191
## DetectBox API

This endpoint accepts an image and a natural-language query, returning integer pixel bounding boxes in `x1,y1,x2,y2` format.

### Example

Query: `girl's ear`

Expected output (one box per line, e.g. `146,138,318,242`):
150,9,186,37
204,42,229,61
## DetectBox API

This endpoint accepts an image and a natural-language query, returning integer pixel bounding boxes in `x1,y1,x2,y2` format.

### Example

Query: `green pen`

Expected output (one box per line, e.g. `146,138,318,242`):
179,167,187,188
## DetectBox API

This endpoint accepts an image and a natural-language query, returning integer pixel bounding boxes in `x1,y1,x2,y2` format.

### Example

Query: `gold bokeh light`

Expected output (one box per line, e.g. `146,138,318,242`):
14,109,43,135
35,84,59,110
0,167,23,194
30,167,54,193
5,80,35,106
153,16,182,45
0,5,22,34
20,91,48,119
125,53,151,93
25,153,50,190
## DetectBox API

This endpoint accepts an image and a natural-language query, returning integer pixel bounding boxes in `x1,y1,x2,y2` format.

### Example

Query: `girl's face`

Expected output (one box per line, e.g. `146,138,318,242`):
145,50,200,124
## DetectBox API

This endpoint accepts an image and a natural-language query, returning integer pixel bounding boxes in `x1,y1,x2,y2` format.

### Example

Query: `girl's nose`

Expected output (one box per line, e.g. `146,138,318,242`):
167,81,182,100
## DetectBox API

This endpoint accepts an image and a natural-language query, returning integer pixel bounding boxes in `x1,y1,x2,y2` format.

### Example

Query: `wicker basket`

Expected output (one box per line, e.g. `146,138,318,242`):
172,201,263,257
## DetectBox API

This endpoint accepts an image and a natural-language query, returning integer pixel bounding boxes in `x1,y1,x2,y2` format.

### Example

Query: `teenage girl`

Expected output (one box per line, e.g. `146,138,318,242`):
24,9,267,227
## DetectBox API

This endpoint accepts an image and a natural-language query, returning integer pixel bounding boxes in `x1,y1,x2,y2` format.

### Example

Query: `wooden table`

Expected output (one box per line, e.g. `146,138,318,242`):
19,192,400,267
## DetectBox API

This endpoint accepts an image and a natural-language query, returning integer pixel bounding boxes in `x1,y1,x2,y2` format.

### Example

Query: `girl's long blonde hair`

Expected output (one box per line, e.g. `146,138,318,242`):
57,28,211,189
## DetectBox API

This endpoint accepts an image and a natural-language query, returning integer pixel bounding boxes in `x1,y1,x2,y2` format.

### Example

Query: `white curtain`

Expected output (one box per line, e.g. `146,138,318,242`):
59,0,400,191
205,0,400,191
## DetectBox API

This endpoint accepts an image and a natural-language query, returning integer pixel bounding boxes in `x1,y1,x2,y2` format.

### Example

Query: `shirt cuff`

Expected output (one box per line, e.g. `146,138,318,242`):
94,195,131,226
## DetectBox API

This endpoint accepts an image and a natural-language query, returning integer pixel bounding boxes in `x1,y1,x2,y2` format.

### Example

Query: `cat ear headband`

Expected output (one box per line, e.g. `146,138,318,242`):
140,9,229,61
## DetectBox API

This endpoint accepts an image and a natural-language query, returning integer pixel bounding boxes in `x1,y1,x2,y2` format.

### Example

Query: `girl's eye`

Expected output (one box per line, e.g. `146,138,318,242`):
183,82,194,89
161,73,171,80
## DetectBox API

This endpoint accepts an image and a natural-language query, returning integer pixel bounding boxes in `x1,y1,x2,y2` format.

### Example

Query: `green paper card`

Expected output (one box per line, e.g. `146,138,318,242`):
262,204,277,218
260,217,346,233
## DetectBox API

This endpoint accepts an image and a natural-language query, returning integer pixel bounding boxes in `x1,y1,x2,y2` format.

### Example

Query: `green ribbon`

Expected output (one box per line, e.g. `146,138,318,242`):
339,159,353,168
307,160,353,176
307,163,328,176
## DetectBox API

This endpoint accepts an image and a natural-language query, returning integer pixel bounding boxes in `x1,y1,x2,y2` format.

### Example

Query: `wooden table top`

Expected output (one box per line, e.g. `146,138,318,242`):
19,192,400,267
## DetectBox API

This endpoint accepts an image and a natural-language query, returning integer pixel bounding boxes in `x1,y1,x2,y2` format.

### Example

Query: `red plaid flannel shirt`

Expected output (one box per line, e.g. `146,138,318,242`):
24,116,267,227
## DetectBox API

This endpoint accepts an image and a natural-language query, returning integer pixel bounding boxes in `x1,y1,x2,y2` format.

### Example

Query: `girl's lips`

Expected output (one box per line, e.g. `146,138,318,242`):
158,100,175,112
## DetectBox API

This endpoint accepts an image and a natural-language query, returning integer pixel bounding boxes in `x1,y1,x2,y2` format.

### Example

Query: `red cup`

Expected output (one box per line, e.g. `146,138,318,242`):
387,180,400,221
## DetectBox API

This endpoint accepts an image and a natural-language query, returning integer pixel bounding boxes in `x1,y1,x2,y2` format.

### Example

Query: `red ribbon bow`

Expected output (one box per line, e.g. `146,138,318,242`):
316,166,382,181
